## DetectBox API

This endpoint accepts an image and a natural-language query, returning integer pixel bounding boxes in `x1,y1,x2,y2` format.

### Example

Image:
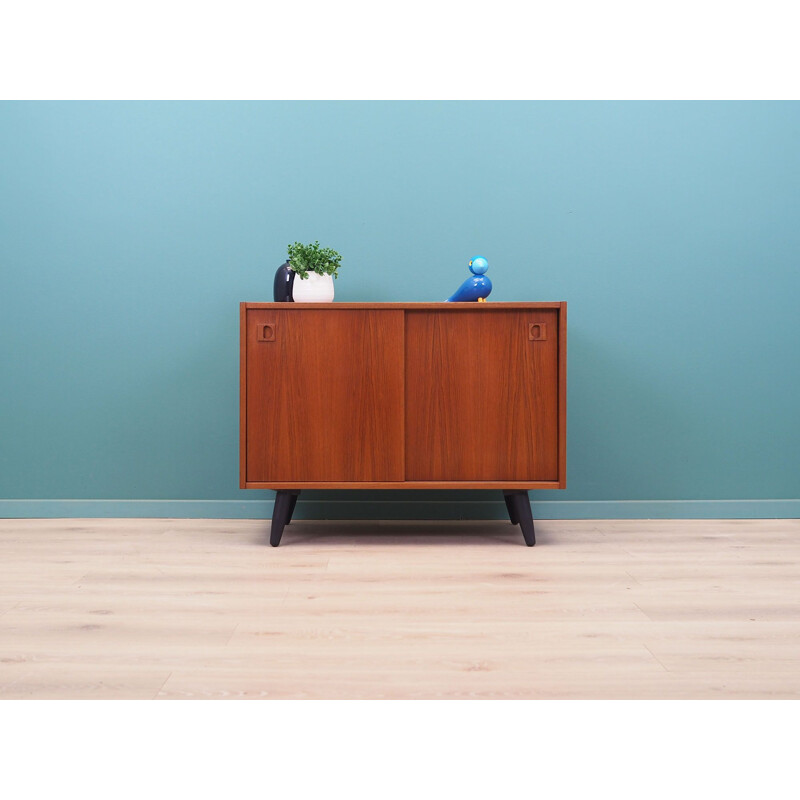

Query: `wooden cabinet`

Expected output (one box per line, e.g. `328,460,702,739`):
241,302,566,546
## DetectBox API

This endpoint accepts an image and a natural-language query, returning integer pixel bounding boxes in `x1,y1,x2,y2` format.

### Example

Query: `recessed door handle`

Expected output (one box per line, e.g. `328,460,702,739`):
528,322,547,341
257,323,276,342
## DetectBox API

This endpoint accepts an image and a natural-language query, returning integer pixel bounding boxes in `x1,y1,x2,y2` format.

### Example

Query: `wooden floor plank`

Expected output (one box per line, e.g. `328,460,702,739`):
0,518,799,698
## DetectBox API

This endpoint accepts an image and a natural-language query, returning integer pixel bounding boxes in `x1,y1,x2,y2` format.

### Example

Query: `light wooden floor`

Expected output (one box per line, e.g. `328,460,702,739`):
1,517,799,699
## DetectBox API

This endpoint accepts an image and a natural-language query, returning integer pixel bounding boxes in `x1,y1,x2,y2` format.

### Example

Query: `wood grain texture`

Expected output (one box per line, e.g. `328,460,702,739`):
241,302,566,488
405,309,559,481
242,481,563,489
239,302,247,489
243,302,564,311
245,309,405,483
558,301,567,487
2,518,800,699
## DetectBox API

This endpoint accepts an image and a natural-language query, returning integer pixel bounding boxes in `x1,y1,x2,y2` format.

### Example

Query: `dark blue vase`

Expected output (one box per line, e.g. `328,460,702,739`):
273,261,295,302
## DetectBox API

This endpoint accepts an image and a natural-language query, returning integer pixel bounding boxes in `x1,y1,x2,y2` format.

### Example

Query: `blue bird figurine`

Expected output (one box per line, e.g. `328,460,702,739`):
446,255,492,302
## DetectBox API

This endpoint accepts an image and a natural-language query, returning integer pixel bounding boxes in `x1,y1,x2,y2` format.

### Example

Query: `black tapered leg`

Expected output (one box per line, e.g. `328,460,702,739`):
508,491,535,546
503,491,520,525
286,491,300,524
270,491,294,547
513,492,536,547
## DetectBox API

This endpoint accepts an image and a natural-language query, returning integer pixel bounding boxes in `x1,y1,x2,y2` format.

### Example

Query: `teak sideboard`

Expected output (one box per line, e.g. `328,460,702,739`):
240,302,566,546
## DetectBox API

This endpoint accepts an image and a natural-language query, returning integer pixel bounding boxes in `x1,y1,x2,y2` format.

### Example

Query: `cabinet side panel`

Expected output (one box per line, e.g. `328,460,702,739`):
239,302,247,489
405,310,559,482
246,309,404,482
559,302,567,488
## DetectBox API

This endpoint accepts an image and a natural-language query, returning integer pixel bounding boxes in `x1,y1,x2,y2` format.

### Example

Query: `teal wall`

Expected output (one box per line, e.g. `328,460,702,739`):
1,101,799,519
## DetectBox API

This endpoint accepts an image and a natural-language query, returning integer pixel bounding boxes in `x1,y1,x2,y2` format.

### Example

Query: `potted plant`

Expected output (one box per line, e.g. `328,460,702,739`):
286,241,342,302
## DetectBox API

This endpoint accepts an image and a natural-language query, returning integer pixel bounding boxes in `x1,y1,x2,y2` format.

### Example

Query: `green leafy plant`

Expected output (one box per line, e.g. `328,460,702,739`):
287,241,342,280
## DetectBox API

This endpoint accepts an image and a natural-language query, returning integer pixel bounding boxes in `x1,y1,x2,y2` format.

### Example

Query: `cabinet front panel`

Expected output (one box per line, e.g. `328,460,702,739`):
405,310,559,482
246,309,404,482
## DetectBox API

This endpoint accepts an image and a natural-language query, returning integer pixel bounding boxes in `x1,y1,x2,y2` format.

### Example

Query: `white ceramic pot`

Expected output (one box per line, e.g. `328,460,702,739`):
292,271,335,303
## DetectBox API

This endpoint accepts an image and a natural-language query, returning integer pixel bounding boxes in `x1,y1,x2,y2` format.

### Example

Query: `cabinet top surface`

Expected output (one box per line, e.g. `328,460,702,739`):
242,302,565,310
